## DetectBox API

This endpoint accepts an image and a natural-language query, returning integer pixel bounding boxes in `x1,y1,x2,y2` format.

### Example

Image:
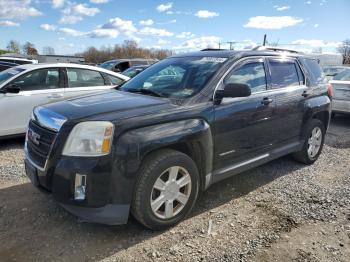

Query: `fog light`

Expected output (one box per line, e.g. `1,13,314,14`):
74,174,86,200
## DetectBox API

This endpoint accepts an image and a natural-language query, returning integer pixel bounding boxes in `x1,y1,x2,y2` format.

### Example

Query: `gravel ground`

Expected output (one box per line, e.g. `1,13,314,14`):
0,115,349,262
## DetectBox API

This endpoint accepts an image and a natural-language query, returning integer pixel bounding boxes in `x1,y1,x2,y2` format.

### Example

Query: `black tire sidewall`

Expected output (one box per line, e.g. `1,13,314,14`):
133,151,199,230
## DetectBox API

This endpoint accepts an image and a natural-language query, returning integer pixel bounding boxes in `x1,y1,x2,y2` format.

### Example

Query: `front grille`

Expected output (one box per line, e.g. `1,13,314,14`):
26,120,57,169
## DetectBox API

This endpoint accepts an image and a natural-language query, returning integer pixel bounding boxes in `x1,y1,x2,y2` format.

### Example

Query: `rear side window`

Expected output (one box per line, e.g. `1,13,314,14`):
66,68,105,87
268,59,301,88
225,61,267,93
108,75,124,86
301,58,324,85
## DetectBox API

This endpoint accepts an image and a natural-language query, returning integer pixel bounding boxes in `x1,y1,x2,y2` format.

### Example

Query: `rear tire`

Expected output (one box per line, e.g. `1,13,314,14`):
292,119,325,164
131,149,200,230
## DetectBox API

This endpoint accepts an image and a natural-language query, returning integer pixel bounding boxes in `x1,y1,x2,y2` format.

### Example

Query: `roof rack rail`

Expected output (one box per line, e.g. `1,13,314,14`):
200,48,227,51
252,46,303,54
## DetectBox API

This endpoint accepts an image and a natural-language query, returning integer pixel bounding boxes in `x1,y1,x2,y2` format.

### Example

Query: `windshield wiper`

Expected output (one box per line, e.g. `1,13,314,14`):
128,88,164,97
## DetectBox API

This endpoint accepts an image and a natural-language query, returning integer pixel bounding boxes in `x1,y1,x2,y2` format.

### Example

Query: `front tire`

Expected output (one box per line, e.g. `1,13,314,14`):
131,149,200,230
293,119,325,164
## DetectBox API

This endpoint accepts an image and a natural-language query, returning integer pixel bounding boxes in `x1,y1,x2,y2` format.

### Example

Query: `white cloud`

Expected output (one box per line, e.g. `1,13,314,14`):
139,19,154,26
40,23,56,31
305,1,312,4
52,0,65,9
90,0,109,3
0,0,42,20
194,10,219,18
88,28,119,38
274,5,290,11
60,3,100,24
100,17,137,35
291,39,341,48
176,31,195,39
177,36,221,50
59,27,86,37
243,16,303,29
314,23,319,28
0,20,20,27
139,27,173,37
156,2,172,12
158,39,170,45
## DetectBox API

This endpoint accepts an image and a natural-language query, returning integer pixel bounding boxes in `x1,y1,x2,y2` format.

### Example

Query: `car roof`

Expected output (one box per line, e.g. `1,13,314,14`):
103,58,157,63
15,63,130,80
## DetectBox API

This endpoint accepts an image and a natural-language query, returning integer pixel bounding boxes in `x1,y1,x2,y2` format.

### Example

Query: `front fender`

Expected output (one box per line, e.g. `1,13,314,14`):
110,119,213,204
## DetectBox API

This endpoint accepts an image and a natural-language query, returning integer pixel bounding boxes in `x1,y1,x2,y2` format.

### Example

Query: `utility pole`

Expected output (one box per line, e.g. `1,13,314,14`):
218,42,221,49
263,34,267,46
227,41,236,50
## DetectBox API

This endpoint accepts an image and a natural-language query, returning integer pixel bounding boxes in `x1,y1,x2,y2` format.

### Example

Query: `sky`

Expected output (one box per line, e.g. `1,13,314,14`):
0,0,349,55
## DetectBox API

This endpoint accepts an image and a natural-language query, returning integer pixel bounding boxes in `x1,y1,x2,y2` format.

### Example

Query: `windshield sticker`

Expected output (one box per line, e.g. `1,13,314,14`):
200,57,227,63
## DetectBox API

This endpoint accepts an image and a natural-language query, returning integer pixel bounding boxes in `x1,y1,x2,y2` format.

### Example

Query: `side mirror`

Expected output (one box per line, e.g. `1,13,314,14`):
2,84,21,94
215,83,251,99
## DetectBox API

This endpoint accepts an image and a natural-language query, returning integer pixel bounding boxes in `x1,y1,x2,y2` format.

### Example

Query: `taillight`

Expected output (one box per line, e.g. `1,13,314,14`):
327,83,333,98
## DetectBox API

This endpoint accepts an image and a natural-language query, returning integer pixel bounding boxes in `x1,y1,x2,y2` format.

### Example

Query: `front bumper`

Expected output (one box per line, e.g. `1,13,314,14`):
332,99,350,114
24,155,131,225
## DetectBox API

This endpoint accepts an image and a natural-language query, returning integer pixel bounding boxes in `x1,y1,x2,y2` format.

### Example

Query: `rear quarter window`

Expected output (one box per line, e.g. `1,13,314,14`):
300,58,324,86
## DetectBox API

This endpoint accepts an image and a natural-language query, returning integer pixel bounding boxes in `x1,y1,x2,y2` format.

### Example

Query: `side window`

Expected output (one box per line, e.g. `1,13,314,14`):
224,61,267,93
11,68,60,91
66,68,105,87
108,75,124,86
268,59,300,88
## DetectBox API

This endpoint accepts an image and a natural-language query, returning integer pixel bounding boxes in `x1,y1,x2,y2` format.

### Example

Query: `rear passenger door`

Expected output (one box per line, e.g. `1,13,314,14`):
64,68,112,99
267,57,307,144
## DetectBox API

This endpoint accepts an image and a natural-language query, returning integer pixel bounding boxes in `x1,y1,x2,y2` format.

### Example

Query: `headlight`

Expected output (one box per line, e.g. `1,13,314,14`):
62,121,114,157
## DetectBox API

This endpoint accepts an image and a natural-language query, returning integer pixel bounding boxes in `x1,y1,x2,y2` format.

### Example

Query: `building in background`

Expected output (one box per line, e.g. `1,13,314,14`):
0,53,85,64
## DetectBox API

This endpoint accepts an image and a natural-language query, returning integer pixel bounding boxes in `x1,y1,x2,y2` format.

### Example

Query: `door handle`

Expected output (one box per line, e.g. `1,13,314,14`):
302,90,311,97
261,97,273,105
47,93,63,99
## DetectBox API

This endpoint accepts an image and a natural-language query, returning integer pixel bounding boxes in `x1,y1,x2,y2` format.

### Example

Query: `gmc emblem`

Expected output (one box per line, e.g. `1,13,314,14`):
28,129,40,146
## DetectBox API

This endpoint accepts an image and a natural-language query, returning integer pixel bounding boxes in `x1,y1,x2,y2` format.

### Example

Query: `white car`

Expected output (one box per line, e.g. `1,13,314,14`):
330,68,350,115
0,63,129,138
0,56,38,64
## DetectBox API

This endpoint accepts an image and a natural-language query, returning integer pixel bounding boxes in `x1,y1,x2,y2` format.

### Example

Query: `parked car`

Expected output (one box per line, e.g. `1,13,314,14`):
25,49,331,230
330,68,350,115
0,61,18,72
122,65,149,78
0,63,129,138
99,58,157,73
0,56,38,64
323,65,349,81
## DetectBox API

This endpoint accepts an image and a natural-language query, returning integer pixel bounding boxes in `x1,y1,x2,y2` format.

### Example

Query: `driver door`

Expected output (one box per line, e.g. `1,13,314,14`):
0,68,63,136
213,57,276,172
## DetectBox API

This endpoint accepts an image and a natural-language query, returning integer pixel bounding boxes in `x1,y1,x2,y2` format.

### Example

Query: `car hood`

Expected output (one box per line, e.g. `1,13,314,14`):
39,90,175,123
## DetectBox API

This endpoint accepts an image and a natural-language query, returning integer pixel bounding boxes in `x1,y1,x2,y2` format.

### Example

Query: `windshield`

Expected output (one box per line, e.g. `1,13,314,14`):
99,61,116,70
122,67,143,78
333,68,350,81
0,67,25,85
120,56,227,99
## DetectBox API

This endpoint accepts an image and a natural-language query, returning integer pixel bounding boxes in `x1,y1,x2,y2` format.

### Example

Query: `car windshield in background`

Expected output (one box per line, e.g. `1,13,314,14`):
0,67,25,85
120,56,227,99
333,68,350,81
99,61,115,70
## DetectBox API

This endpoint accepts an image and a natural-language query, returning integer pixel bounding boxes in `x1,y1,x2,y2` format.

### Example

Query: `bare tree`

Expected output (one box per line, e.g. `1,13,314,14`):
42,46,55,55
6,40,21,53
23,42,38,55
77,40,174,64
337,39,350,64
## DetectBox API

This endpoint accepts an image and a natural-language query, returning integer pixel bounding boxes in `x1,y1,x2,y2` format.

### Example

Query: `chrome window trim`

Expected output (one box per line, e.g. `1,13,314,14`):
212,55,308,101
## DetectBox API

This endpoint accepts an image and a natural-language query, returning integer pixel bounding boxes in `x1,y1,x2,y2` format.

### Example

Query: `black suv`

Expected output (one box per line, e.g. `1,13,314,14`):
25,49,332,230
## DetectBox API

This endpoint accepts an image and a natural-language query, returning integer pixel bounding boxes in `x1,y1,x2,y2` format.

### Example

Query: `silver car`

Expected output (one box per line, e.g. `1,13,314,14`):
0,63,129,138
330,68,350,115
